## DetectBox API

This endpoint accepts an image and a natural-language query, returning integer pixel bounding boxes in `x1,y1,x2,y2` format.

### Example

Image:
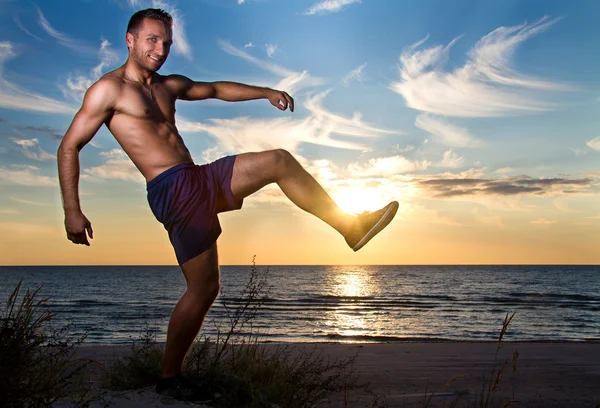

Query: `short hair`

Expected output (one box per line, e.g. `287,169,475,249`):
127,8,173,35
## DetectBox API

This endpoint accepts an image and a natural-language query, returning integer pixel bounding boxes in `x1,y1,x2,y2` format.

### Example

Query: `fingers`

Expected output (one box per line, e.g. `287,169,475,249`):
86,223,94,240
271,90,294,112
66,230,91,246
283,92,294,112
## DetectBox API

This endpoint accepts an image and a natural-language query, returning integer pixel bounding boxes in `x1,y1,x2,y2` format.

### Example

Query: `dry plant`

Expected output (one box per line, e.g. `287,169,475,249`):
0,280,101,408
102,257,363,407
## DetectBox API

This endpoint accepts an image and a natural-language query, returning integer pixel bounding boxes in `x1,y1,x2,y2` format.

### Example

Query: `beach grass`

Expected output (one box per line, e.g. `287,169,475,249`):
1,268,528,408
101,258,365,407
0,280,101,408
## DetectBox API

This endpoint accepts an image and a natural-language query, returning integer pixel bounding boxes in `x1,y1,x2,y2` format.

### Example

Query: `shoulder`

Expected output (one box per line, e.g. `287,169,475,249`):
161,74,193,93
82,74,122,110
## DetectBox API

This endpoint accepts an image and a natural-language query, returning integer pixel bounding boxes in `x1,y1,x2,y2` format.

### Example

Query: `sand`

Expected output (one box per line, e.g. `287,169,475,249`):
55,341,600,408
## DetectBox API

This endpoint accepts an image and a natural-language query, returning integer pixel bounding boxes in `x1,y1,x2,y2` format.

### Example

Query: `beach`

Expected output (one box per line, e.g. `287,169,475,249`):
62,341,600,408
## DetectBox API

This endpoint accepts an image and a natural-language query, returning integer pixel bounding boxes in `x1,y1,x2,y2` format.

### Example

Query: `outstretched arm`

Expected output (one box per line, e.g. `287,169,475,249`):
172,75,294,112
57,80,116,246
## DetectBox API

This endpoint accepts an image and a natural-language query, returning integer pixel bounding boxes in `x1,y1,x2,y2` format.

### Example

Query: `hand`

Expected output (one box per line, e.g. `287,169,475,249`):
267,89,294,112
64,210,94,246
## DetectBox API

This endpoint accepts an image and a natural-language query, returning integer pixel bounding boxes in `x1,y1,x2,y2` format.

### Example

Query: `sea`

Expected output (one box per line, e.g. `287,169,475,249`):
1,265,599,345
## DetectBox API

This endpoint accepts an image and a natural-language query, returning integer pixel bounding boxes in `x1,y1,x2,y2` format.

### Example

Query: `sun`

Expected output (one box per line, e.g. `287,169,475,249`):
333,187,389,215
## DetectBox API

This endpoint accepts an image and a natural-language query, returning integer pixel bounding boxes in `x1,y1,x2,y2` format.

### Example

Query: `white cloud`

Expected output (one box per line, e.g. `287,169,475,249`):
341,62,367,87
265,44,278,58
61,38,119,101
391,17,571,117
0,41,77,114
238,0,246,3
14,17,45,41
440,149,464,168
586,136,600,151
415,114,482,147
568,147,588,156
0,165,57,186
82,149,144,183
151,0,192,59
244,42,254,48
305,0,362,15
178,90,398,154
36,6,98,56
10,197,49,206
348,155,430,177
530,218,557,225
495,167,514,174
0,208,22,214
10,137,56,161
393,144,415,153
218,40,325,95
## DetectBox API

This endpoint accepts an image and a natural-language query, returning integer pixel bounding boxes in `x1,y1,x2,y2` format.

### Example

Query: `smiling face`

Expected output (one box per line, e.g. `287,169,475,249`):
126,17,173,73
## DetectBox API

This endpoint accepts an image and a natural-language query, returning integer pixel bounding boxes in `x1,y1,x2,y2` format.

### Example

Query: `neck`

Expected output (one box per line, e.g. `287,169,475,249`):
123,61,154,85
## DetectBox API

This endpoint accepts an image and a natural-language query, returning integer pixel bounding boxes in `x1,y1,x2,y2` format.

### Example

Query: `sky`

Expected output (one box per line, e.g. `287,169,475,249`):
0,0,599,266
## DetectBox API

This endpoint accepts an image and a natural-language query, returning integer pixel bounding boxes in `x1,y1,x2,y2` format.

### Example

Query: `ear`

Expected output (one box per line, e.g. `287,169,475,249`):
125,32,134,49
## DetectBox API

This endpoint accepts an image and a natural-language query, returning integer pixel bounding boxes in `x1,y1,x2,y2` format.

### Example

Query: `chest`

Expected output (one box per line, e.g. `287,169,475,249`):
115,83,176,122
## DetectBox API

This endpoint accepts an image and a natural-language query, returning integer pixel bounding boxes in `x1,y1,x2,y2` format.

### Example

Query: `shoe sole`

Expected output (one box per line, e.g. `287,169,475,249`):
352,201,399,252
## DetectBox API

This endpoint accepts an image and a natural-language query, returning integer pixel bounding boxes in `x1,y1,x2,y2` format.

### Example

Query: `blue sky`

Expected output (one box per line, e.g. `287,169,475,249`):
0,0,599,265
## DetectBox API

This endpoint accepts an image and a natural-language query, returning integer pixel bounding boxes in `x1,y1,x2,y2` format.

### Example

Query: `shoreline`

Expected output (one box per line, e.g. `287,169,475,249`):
68,341,600,407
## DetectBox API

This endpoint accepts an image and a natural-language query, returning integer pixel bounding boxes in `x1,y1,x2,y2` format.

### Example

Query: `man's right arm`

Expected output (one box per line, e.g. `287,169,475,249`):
57,79,116,246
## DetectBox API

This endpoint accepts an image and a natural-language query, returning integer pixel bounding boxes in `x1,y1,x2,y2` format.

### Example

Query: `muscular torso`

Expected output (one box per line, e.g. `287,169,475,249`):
103,69,193,183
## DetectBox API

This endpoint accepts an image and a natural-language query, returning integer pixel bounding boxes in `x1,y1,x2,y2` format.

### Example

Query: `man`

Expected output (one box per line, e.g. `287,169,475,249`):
57,8,398,403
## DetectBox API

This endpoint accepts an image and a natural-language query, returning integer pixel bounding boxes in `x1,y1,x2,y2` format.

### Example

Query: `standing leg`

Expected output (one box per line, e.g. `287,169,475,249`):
230,149,354,236
160,242,220,378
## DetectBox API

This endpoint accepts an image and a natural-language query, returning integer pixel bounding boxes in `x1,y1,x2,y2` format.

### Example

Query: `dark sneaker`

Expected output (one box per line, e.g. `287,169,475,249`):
155,374,214,404
344,201,399,251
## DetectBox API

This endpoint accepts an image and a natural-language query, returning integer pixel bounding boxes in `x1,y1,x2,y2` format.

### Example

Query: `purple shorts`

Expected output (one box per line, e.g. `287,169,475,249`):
146,156,242,265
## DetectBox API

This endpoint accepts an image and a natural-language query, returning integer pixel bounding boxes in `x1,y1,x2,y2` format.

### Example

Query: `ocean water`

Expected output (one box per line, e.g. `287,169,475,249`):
0,265,598,345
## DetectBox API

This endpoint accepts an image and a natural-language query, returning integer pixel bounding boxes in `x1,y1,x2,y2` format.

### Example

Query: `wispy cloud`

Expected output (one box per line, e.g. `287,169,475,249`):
244,42,254,48
305,0,362,16
265,43,278,58
0,164,57,186
415,114,482,147
0,42,76,114
0,208,22,214
586,136,600,151
440,149,464,168
10,138,56,161
61,38,119,101
15,125,63,140
348,155,430,177
10,197,49,206
341,62,367,87
36,6,97,56
530,218,557,225
420,176,593,198
391,17,571,117
151,0,192,59
218,40,325,94
13,17,45,41
81,148,144,183
178,90,398,154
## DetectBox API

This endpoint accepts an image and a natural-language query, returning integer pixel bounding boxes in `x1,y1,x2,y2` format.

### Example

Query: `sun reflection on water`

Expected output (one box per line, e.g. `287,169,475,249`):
322,266,380,340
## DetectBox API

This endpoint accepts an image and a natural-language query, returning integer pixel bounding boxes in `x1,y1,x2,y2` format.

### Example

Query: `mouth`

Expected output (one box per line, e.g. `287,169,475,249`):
148,55,163,63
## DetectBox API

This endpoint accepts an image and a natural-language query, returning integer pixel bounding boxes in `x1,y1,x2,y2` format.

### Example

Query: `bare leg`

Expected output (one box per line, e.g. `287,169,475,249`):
230,149,354,236
161,243,220,378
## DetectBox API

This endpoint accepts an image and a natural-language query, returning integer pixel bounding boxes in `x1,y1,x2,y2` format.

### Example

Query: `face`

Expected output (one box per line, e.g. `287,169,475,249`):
127,18,173,72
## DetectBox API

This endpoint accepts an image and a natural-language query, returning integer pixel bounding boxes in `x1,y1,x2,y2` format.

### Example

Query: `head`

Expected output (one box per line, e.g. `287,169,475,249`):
126,8,173,72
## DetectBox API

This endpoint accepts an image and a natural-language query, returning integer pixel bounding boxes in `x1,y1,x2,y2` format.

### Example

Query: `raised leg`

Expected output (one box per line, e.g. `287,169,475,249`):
160,243,220,378
230,149,354,236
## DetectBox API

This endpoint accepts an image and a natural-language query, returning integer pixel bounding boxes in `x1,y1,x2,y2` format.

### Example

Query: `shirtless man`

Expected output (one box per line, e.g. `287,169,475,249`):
57,8,398,403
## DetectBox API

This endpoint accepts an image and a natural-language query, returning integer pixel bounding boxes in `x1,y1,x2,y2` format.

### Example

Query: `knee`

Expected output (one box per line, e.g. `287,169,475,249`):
271,149,296,175
188,278,220,307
